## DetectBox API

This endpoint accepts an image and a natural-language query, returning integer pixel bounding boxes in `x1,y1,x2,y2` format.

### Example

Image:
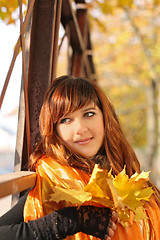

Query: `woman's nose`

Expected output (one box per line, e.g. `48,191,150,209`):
75,119,88,135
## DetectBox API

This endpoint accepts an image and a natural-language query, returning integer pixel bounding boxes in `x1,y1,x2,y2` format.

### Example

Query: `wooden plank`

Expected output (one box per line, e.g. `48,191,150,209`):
0,171,36,198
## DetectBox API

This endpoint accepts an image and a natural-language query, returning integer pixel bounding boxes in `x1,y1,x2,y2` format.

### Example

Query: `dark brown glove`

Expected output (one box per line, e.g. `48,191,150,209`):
28,206,111,240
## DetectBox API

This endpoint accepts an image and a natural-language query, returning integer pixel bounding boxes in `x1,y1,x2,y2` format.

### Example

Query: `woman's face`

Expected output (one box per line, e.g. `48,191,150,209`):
56,103,105,157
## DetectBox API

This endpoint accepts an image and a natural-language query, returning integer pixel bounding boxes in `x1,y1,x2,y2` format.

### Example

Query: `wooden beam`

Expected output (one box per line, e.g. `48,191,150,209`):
0,172,36,198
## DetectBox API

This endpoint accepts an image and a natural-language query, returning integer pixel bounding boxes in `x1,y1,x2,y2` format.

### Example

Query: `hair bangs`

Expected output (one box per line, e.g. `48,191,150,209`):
50,77,101,124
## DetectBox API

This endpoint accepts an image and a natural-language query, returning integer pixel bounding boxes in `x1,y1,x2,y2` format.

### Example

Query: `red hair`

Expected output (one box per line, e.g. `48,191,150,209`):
29,75,160,205
30,75,141,176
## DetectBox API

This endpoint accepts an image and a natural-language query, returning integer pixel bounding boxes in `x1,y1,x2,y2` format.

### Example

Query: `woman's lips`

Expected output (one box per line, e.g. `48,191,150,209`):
75,137,93,145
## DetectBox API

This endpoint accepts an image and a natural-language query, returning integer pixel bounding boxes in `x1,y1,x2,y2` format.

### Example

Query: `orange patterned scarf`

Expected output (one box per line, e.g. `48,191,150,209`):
24,156,160,240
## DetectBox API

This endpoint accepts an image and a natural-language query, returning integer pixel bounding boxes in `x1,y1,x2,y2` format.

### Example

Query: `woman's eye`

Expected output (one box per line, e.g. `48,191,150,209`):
84,111,95,117
60,118,71,124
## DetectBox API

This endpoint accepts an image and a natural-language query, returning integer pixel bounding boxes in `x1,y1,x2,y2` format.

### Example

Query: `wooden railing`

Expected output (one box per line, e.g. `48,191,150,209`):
0,171,36,199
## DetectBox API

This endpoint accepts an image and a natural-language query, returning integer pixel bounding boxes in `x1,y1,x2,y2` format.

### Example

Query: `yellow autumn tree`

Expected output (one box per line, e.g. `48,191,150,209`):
87,1,160,187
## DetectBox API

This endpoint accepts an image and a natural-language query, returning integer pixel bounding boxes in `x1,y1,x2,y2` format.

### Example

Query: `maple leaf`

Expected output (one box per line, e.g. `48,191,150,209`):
84,165,154,227
49,186,92,205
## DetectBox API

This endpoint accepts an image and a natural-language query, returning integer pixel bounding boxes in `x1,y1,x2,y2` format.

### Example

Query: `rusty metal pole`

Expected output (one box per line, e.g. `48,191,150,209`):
70,6,89,77
20,0,57,166
14,0,33,174
51,0,62,82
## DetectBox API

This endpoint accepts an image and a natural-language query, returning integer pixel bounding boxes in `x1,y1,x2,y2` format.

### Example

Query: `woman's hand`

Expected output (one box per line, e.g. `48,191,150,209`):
78,206,118,239
28,205,118,240
103,211,118,240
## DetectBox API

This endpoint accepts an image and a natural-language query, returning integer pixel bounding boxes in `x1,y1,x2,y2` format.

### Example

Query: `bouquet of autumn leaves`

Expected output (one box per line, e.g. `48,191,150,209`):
49,165,154,227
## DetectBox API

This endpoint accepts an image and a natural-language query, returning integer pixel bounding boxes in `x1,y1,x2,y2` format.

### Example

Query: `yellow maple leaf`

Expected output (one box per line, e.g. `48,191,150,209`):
131,171,150,181
49,186,92,205
85,165,113,198
84,165,154,227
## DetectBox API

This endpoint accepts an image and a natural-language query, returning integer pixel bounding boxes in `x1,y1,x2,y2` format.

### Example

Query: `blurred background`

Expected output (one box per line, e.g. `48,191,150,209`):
1,0,160,213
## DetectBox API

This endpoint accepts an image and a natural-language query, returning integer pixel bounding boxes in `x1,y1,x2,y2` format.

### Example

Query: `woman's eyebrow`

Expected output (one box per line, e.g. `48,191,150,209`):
82,107,96,112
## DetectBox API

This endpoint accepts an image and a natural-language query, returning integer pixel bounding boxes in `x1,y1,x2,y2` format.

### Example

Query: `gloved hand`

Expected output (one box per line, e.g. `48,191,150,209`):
78,205,111,238
53,205,117,239
28,205,117,240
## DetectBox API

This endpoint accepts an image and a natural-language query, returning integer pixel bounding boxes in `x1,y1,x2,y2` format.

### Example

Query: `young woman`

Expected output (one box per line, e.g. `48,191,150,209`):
0,75,117,240
1,75,160,239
